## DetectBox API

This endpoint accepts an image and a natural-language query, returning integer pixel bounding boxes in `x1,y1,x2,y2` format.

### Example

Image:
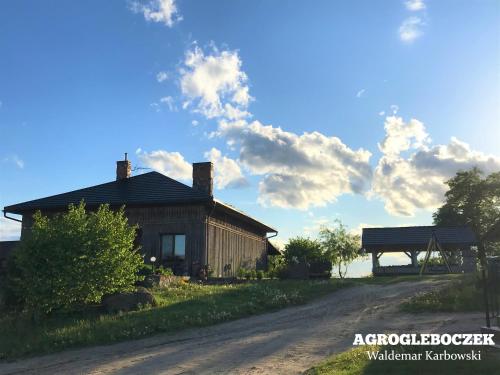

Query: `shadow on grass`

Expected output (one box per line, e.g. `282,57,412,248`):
0,279,352,361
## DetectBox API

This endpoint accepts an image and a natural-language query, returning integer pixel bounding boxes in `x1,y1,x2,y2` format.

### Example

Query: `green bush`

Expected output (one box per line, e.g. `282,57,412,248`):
284,237,326,264
267,255,287,279
256,270,264,280
7,202,143,315
156,266,174,277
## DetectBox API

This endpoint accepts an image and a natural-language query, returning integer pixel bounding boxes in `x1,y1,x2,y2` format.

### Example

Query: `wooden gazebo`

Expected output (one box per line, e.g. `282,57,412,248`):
362,226,477,276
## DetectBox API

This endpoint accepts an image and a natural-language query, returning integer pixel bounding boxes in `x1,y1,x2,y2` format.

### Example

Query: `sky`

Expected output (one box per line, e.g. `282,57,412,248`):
1,0,499,276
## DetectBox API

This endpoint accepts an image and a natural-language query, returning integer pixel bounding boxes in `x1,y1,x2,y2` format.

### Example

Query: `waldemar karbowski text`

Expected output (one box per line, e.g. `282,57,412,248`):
366,349,482,361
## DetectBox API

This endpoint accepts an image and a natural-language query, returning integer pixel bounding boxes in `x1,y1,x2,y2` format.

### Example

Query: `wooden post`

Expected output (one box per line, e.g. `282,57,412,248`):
372,251,379,273
411,251,418,267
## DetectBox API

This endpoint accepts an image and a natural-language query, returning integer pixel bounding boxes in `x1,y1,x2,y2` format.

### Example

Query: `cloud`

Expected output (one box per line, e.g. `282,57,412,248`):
372,116,500,216
378,111,385,116
356,89,366,98
405,0,426,11
130,0,182,27
378,116,430,156
136,149,192,181
204,148,249,189
390,105,399,114
3,155,24,169
0,216,21,241
399,16,424,42
215,119,373,209
156,71,169,82
160,96,176,111
180,45,252,119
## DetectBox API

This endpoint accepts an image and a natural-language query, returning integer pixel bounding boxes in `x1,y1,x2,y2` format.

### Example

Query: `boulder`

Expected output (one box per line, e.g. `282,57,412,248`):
102,287,156,313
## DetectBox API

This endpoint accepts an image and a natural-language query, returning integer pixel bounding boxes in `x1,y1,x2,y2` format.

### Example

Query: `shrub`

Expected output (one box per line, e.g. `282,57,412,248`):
256,270,264,280
284,237,326,265
250,269,257,279
7,202,143,315
156,266,174,276
268,255,287,279
237,267,246,279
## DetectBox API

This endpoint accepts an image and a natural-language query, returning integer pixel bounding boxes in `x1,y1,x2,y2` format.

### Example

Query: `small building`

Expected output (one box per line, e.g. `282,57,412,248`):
362,225,477,275
2,156,277,277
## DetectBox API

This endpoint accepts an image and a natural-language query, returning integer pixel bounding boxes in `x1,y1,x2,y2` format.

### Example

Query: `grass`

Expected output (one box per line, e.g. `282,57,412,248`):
400,274,483,313
304,345,500,375
0,279,352,361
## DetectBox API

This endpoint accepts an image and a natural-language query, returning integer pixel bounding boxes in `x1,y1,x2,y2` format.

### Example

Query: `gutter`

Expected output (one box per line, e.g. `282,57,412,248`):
3,210,22,223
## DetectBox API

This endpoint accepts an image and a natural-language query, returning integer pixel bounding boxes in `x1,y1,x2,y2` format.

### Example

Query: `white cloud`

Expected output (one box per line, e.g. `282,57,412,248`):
0,216,21,241
390,104,399,114
373,116,500,216
156,71,169,82
130,0,182,27
405,0,426,11
3,155,24,169
356,89,366,98
378,111,386,116
204,148,248,189
215,119,373,210
191,120,199,126
378,116,430,156
180,45,252,119
399,16,424,42
136,149,192,181
160,96,176,111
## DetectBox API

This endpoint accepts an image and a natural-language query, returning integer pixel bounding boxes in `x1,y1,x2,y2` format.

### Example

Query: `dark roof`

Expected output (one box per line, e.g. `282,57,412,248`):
4,171,277,233
267,240,282,255
4,172,210,214
362,225,477,252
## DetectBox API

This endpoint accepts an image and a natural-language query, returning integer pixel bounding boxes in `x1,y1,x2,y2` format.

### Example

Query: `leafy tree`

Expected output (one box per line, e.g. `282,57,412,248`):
284,237,325,265
319,221,361,278
8,202,143,314
433,168,500,260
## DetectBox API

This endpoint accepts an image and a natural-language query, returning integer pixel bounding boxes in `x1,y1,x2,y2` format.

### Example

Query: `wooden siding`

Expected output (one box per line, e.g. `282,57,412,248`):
207,210,267,277
126,205,206,276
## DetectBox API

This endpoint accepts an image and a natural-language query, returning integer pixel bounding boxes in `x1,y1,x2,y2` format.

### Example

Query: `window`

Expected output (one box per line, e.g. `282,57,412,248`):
160,234,186,261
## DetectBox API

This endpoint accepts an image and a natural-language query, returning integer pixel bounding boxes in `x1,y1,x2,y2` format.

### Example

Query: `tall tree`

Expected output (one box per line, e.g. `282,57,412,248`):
319,221,361,278
433,168,500,259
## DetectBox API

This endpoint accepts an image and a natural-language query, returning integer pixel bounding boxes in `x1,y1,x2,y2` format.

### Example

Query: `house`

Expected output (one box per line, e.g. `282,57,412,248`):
2,156,277,277
361,225,477,275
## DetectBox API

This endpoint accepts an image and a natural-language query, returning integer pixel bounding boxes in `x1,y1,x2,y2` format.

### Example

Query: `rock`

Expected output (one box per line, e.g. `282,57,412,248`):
102,287,156,313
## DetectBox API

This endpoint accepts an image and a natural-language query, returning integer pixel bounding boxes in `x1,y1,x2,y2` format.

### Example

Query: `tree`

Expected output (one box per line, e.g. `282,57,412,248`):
319,221,361,278
284,237,325,265
8,202,143,314
433,168,500,259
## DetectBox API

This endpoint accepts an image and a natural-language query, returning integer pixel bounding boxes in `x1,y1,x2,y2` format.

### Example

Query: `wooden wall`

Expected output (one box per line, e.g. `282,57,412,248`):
207,209,267,277
126,205,206,276
19,203,271,278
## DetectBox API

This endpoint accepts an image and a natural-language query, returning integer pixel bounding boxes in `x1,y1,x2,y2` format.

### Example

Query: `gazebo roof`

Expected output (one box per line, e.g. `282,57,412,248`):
362,225,477,252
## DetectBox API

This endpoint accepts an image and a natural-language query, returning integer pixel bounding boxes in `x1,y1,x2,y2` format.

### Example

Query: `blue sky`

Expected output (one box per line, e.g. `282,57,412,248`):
1,0,499,275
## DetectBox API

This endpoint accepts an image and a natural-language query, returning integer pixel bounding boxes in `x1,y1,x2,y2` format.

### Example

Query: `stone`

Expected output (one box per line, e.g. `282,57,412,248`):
102,287,156,313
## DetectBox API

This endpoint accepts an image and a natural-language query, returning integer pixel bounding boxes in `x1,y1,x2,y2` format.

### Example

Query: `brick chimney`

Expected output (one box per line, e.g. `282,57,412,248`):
116,153,131,180
192,162,213,196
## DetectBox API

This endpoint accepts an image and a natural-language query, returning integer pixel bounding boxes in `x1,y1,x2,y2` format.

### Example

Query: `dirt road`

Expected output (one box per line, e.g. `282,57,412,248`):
0,279,484,375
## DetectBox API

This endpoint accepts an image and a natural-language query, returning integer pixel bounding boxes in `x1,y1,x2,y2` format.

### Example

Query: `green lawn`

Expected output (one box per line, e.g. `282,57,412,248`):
0,279,352,361
305,345,500,375
400,274,483,312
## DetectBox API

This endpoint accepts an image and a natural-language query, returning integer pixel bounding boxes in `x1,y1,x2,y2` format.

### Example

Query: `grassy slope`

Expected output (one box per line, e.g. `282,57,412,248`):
0,279,351,361
305,345,500,375
400,274,483,312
